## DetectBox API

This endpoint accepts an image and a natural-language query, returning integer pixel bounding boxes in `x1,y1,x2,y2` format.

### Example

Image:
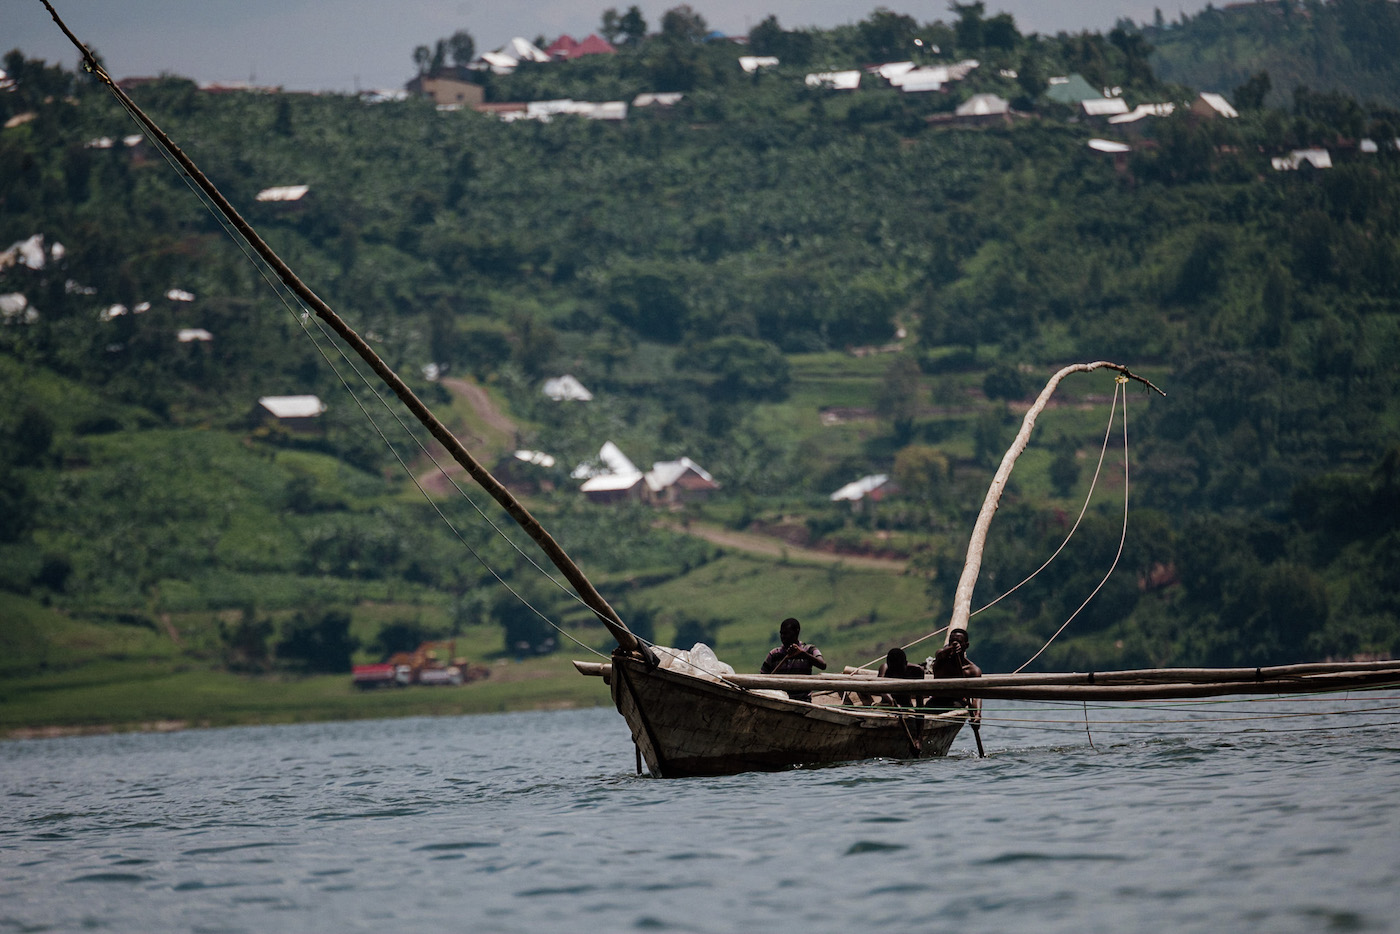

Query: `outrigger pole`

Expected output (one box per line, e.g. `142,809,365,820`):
38,0,645,656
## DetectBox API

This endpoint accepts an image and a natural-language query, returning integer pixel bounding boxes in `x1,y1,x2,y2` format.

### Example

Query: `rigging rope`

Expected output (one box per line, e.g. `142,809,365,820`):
859,378,1128,672
1013,376,1133,673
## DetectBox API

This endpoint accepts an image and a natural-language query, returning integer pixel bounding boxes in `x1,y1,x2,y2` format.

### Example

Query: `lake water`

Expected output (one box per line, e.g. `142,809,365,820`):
4,695,1399,933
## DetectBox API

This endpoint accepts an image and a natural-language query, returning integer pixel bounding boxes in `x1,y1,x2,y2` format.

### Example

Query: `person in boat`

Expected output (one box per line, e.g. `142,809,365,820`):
760,617,827,702
875,646,925,707
929,627,982,723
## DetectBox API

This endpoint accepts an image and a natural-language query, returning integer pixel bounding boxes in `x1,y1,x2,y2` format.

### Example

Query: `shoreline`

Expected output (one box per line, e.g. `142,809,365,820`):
5,719,193,741
2,697,600,742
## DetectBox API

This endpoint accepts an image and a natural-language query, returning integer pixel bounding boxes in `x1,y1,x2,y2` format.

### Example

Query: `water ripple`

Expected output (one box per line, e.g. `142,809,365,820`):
2,705,1396,932
66,872,149,884
844,841,907,855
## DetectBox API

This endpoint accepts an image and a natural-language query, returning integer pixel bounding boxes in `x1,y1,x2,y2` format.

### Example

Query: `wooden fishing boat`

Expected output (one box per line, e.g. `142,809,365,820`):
573,656,1400,776
575,657,966,777
39,2,1400,779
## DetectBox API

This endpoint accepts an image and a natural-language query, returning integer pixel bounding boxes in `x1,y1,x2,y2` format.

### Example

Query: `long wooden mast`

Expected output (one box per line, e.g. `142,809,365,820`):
38,0,644,656
948,361,1164,643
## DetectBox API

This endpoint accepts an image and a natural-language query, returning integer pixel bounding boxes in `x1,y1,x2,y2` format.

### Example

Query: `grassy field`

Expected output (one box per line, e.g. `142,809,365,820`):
0,349,1146,739
0,545,944,737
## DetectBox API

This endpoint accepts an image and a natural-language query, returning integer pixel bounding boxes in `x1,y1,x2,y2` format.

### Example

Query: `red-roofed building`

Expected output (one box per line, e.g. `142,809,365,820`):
546,35,580,59
575,34,617,57
546,33,616,60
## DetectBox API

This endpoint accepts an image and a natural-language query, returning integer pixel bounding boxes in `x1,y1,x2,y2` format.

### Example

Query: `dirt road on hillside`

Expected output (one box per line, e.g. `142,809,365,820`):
663,521,909,573
418,384,905,572
416,378,517,496
440,378,517,439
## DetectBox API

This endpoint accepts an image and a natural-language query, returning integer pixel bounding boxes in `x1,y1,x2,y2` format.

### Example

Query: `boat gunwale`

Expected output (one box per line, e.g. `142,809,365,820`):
577,658,971,726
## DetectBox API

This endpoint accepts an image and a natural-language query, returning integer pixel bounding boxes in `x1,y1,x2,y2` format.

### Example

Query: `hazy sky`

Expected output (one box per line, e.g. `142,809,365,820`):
7,0,1210,93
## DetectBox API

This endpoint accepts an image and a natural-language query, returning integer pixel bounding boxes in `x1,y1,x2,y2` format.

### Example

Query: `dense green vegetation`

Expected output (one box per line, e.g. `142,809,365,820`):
2,4,1399,733
1145,0,1400,112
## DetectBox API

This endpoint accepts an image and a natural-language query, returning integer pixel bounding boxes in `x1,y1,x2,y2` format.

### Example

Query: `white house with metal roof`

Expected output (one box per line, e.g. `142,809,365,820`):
1272,149,1332,171
805,70,861,90
255,185,310,203
645,457,719,505
543,374,593,401
1192,92,1239,119
574,441,645,502
258,395,327,432
831,474,893,502
1081,97,1130,118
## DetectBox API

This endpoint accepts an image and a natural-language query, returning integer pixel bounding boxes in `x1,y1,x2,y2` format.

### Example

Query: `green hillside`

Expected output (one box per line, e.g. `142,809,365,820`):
1146,0,1400,110
2,6,1399,734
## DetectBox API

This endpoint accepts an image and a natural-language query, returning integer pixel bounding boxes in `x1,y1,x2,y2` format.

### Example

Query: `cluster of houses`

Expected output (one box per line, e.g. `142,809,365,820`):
399,36,1399,170
0,229,881,510
513,374,722,505
565,439,719,506
512,373,895,506
253,372,723,506
1,233,63,325
1,232,215,344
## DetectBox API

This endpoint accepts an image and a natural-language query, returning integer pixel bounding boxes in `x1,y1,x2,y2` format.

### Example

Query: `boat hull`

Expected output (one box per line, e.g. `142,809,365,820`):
606,655,966,778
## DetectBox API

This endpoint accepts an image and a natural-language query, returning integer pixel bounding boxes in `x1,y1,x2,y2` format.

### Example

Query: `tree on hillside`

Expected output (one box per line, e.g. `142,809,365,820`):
686,336,790,401
974,406,1009,468
619,5,649,44
371,620,442,658
448,30,476,67
748,15,815,65
983,13,1020,51
1108,26,1154,87
4,406,54,468
894,444,950,505
493,583,557,657
661,5,708,43
747,15,781,54
951,1,986,52
600,8,623,44
221,611,273,673
858,8,919,61
876,355,923,443
674,614,721,648
0,470,34,544
1049,435,1081,497
276,610,359,673
1233,71,1271,110
412,44,431,75
982,365,1026,402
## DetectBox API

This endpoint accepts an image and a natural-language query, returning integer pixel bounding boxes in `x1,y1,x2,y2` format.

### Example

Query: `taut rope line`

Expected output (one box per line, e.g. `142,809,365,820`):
1013,376,1133,673
858,374,1131,672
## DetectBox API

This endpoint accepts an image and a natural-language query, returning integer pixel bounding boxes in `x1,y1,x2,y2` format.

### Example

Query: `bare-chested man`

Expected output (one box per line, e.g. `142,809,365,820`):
930,627,982,724
876,646,925,707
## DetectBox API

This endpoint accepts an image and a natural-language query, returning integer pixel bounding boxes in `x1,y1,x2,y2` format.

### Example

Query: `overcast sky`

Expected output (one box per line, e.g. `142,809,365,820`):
8,0,1210,93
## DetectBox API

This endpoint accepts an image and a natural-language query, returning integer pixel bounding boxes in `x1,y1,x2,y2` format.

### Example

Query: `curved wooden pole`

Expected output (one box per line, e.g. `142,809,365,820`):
39,0,642,655
948,361,1164,642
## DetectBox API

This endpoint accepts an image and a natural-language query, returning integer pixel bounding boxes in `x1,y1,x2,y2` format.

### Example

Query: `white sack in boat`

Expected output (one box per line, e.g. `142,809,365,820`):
653,643,735,684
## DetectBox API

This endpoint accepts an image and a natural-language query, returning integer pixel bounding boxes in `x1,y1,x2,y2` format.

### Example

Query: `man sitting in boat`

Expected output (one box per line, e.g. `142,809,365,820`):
875,647,926,707
930,627,982,723
760,617,827,702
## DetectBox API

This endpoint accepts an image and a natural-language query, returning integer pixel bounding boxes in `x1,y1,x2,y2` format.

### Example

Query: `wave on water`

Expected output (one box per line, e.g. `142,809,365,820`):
3,705,1397,933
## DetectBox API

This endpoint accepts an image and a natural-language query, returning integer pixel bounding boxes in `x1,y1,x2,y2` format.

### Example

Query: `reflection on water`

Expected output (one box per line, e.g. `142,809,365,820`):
3,699,1398,933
